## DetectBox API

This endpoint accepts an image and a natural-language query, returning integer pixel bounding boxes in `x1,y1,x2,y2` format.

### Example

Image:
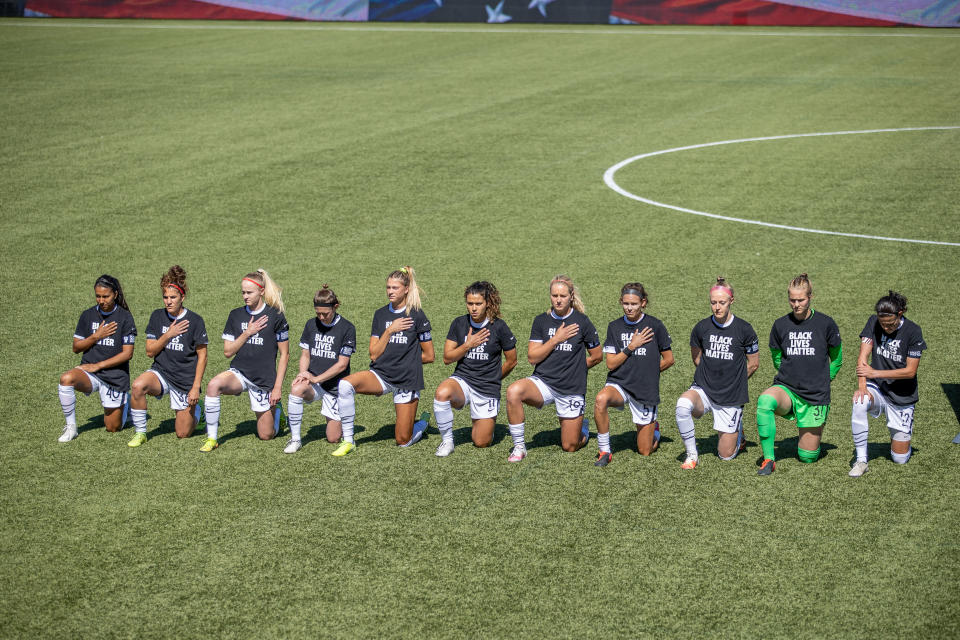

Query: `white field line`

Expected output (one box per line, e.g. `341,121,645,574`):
603,127,960,247
1,19,959,38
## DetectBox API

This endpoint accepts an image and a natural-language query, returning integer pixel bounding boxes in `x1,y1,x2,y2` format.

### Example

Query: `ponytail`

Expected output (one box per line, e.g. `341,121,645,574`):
94,274,129,311
243,269,285,314
388,266,423,315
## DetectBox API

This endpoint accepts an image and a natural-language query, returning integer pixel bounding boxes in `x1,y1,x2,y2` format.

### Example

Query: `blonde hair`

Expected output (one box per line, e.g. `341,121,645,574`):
243,269,285,314
388,266,422,315
789,272,812,296
550,274,585,314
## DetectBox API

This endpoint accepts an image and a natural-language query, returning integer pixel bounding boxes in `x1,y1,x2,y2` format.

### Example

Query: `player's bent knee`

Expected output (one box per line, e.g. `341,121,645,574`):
797,447,820,463
338,379,355,397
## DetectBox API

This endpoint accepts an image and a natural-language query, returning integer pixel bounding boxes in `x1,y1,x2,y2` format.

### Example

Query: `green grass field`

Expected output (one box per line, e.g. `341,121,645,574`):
1,19,959,638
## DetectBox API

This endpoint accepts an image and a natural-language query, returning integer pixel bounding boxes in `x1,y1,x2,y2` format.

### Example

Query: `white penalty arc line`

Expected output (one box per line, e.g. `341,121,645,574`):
604,126,960,247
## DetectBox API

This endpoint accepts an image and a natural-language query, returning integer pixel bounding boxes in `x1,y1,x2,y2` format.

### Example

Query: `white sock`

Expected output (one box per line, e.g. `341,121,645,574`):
851,397,871,463
131,408,148,434
338,380,356,444
509,422,525,448
204,396,220,440
287,395,304,441
675,398,698,459
891,446,912,464
58,384,77,427
434,399,454,444
597,431,611,453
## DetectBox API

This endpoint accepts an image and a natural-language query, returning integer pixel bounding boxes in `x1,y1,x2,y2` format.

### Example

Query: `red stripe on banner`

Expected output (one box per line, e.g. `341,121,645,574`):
610,0,899,26
25,0,303,20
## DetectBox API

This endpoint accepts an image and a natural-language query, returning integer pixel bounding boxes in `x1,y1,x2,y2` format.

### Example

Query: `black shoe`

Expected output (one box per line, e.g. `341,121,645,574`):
757,459,776,476
594,451,612,467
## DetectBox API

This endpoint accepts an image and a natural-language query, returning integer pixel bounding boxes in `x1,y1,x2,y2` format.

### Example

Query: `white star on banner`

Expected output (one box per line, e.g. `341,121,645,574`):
528,0,556,18
485,0,511,23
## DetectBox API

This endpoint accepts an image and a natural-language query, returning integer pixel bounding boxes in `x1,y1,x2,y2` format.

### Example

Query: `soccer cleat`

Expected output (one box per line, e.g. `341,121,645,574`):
594,451,612,467
581,417,590,443
507,444,527,462
653,422,661,445
199,437,219,452
58,426,78,443
848,461,869,478
435,440,454,457
127,432,147,448
283,439,302,454
757,459,776,475
331,441,355,457
681,455,698,470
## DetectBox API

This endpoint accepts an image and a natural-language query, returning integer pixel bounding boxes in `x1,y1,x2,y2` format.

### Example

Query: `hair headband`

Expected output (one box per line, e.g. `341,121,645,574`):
166,283,185,295
243,277,264,289
621,288,645,299
711,284,733,296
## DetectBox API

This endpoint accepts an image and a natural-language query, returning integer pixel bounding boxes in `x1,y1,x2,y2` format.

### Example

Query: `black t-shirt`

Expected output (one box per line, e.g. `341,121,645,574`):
690,315,759,406
446,315,517,398
370,304,432,390
222,304,289,389
146,308,208,393
298,314,357,393
529,309,601,397
603,314,672,405
860,315,926,406
74,305,137,391
770,310,841,404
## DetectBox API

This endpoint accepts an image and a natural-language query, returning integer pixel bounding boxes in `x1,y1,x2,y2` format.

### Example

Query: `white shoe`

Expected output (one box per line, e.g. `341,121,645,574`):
283,439,302,454
849,460,869,477
435,440,454,457
58,425,78,442
508,444,527,462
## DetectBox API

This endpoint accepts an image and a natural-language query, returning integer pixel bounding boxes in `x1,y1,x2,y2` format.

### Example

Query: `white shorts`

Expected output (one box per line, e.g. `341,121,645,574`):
864,384,915,435
303,383,341,422
229,368,273,413
451,376,499,420
604,383,658,425
690,386,743,434
81,371,127,409
529,376,585,419
146,369,190,411
371,370,420,404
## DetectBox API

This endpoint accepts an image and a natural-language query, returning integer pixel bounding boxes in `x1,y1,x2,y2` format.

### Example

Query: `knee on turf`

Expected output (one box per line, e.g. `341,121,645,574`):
797,446,820,463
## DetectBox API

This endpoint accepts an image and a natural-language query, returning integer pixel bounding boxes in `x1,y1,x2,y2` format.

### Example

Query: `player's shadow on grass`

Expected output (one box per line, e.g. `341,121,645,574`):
303,423,366,448
449,423,509,447
612,430,673,456
672,434,754,462
765,436,837,462
358,423,413,445
941,383,960,427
